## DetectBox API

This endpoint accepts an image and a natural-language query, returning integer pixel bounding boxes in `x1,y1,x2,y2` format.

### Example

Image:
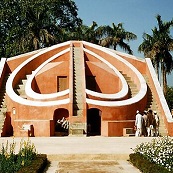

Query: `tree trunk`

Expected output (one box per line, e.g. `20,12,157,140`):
161,62,167,95
155,63,159,82
163,68,167,95
161,62,164,92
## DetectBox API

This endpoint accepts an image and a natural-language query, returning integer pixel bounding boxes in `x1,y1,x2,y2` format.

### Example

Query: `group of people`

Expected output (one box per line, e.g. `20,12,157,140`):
135,109,159,137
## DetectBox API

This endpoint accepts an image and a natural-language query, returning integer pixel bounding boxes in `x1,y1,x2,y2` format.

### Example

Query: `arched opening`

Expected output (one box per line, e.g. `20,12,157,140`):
53,108,69,136
87,108,101,136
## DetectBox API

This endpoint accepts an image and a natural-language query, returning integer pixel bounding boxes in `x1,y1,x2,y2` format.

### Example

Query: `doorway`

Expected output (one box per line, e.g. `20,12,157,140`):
87,108,101,136
53,108,69,136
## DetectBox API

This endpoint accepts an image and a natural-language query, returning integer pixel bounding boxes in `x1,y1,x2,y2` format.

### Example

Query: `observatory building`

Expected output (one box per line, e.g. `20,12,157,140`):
0,41,172,137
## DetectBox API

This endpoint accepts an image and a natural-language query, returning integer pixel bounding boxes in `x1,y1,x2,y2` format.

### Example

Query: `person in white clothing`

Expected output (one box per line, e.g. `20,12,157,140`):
154,111,159,136
135,110,143,137
142,110,148,137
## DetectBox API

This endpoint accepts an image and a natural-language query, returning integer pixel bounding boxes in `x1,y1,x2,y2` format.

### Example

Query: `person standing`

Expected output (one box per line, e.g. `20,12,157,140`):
146,109,155,137
142,110,148,137
154,111,159,136
135,110,143,137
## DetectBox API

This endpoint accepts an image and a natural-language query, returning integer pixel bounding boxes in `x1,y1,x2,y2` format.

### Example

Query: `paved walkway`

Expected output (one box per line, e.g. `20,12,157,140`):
0,136,155,172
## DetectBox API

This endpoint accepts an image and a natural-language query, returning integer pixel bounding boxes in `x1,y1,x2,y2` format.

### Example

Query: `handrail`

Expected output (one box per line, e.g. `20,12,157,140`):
0,58,7,88
0,58,7,78
145,58,173,122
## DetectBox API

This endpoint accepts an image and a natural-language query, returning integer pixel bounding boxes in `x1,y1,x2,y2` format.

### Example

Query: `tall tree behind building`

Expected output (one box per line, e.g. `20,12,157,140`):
0,0,82,58
138,15,173,94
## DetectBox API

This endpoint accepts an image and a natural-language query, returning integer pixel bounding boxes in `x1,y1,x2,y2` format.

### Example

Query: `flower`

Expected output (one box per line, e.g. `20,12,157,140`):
132,136,173,171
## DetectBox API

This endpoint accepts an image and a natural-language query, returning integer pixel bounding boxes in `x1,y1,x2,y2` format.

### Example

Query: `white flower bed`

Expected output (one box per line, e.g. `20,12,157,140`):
133,136,173,171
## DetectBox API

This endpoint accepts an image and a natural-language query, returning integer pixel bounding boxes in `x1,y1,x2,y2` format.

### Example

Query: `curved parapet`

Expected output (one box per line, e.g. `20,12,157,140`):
84,48,128,100
146,58,172,122
6,41,71,106
82,41,147,107
145,58,173,135
6,40,147,107
0,58,7,87
25,48,70,100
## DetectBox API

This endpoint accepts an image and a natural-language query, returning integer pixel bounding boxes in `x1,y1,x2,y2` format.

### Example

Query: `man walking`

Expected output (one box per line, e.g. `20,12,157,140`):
135,110,143,137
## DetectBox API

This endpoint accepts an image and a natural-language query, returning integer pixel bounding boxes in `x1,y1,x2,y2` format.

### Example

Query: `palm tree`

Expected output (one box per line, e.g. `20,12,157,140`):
97,23,137,54
19,7,57,52
84,21,99,43
69,21,99,43
138,32,160,79
139,15,173,94
0,0,82,57
67,24,89,41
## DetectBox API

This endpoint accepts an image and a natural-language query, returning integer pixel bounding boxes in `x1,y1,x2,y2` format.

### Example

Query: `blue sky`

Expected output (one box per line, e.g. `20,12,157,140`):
73,0,173,86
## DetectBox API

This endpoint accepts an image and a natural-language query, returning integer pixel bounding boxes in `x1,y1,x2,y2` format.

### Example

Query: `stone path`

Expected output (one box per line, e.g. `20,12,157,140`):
44,159,141,173
44,160,140,173
0,136,155,172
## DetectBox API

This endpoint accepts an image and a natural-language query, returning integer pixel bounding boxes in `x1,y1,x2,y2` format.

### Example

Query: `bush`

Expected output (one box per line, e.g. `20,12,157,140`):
130,136,173,172
17,154,47,173
129,153,170,173
0,138,47,173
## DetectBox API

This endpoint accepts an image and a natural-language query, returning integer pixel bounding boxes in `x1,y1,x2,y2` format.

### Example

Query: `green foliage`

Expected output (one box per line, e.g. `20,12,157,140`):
0,0,82,58
0,138,37,173
97,23,137,54
129,153,170,173
131,136,173,172
138,15,173,94
165,86,173,110
0,0,138,58
0,140,16,172
17,139,37,168
17,154,47,173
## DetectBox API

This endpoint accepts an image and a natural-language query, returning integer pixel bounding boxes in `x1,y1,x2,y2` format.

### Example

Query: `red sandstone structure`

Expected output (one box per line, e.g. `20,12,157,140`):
0,41,172,137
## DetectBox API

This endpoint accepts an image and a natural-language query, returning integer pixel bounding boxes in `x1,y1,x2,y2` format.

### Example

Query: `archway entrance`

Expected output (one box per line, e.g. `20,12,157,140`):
87,108,101,136
53,108,69,136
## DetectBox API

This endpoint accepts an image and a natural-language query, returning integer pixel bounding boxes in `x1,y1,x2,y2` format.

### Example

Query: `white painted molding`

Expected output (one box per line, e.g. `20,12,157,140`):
25,48,70,99
83,41,147,107
109,49,145,62
6,41,71,106
145,58,173,122
0,58,7,78
84,48,128,99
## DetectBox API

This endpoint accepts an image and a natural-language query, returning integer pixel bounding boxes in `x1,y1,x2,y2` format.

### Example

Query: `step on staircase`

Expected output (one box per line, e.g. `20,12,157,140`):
0,73,10,136
120,71,138,98
14,74,31,99
73,47,83,116
69,47,85,136
144,75,167,136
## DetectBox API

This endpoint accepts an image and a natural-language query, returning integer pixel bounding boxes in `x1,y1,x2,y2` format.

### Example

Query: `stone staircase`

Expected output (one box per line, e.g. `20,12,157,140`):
14,74,31,99
0,74,10,135
120,71,138,98
144,76,167,136
73,47,83,116
120,72,167,136
69,47,85,136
